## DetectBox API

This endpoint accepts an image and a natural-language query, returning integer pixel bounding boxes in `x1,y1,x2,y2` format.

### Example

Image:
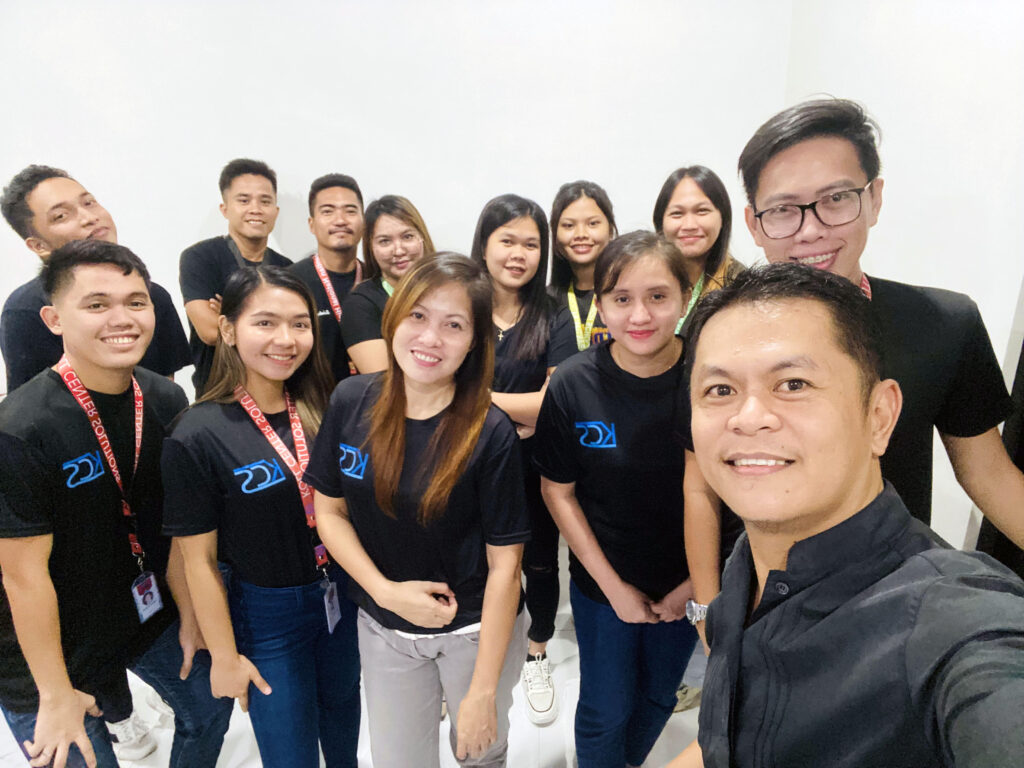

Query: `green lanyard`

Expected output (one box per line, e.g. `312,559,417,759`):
381,278,395,298
567,284,599,351
675,272,706,335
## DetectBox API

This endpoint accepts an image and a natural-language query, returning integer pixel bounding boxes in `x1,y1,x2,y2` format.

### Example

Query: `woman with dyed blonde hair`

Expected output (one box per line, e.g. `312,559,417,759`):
307,253,530,768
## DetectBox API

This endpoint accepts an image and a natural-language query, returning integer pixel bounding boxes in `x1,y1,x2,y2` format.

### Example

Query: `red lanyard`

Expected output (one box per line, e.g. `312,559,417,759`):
234,386,328,567
313,255,362,323
859,273,872,300
56,355,145,561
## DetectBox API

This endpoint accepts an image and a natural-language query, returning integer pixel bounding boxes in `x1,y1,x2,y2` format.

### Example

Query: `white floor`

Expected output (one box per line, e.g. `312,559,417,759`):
1,544,701,767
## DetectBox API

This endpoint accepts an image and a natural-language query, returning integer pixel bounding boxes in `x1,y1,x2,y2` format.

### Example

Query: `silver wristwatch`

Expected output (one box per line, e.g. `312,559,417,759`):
686,599,708,625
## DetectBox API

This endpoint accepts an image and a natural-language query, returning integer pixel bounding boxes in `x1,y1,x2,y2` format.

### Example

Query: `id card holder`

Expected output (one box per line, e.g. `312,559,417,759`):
322,579,341,634
132,571,164,623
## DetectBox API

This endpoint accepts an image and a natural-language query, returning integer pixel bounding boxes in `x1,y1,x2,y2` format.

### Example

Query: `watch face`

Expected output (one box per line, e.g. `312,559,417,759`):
686,599,698,622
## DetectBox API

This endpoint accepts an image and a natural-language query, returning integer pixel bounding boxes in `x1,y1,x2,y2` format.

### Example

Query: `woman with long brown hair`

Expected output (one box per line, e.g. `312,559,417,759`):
307,253,529,768
162,266,360,768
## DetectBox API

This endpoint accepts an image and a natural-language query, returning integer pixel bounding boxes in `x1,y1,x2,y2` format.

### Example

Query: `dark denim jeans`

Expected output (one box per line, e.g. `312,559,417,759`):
2,619,231,768
230,564,361,768
570,581,698,768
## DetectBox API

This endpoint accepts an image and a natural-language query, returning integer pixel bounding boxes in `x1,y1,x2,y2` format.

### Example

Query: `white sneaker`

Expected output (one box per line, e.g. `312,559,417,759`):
107,711,157,761
521,654,557,725
144,686,175,728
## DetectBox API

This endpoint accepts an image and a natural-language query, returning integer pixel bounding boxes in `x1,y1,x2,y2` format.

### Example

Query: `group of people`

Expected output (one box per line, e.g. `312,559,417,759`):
0,96,1022,768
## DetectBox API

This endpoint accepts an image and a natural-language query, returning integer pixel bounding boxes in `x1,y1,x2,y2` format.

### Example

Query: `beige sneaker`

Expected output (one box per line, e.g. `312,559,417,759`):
674,683,702,712
107,711,157,761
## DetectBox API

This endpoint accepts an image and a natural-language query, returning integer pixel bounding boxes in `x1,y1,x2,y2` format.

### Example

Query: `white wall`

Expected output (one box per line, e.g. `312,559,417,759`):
2,0,1022,545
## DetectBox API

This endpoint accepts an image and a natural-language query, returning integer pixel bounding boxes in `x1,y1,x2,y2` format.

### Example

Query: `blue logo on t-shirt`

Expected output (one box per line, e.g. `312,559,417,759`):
233,458,286,494
338,443,368,479
575,421,617,448
62,450,105,488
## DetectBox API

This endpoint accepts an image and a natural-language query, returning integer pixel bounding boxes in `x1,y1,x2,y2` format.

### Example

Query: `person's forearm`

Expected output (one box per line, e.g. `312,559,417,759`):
184,300,221,346
490,389,545,428
166,538,198,627
181,551,237,661
541,480,622,595
4,570,74,700
684,451,723,605
315,492,394,606
346,340,388,375
942,429,1024,548
467,549,522,696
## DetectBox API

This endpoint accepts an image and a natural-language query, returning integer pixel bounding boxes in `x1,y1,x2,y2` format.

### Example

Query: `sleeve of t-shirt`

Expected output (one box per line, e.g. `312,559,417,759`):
532,372,580,484
908,572,1024,767
161,435,222,536
148,283,192,374
303,384,350,498
934,300,1013,437
179,242,221,304
340,288,384,347
0,434,55,537
546,310,578,369
478,413,531,546
1,306,57,391
673,372,694,451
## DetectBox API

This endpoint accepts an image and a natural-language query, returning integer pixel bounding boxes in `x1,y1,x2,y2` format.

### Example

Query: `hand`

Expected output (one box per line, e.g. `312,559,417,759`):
515,424,536,440
24,689,102,768
696,621,710,655
381,581,458,628
178,616,207,680
210,653,271,712
208,294,222,315
455,688,497,760
607,581,658,624
650,578,694,623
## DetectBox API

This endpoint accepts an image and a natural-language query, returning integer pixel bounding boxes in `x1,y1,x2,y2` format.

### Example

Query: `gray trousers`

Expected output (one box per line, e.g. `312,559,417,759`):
357,608,529,768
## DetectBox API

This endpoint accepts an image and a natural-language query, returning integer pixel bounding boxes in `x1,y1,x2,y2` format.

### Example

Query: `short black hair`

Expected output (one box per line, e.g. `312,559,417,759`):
685,263,881,400
308,173,363,215
738,98,882,207
219,158,277,195
652,165,732,277
1,165,70,239
41,238,151,302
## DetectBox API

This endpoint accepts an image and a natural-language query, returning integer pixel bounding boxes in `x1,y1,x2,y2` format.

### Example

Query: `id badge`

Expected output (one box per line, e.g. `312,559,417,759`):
322,580,341,634
132,571,164,623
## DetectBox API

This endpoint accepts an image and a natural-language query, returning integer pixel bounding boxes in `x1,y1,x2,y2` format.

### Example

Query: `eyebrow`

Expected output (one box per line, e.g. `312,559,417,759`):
760,179,861,207
249,310,310,320
696,356,819,379
79,291,149,301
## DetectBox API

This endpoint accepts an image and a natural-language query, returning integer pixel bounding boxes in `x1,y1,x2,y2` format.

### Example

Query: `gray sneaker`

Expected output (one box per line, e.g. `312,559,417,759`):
674,683,702,712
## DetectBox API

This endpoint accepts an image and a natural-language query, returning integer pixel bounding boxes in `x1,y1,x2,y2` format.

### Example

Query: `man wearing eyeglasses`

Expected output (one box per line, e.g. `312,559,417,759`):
733,97,1024,548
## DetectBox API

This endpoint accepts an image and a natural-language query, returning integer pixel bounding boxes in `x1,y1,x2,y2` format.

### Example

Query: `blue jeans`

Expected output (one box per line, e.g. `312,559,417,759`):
230,565,361,768
2,619,231,768
570,581,698,768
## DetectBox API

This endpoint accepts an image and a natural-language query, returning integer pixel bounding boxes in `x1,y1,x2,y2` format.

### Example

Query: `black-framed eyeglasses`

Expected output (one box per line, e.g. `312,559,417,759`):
753,181,874,239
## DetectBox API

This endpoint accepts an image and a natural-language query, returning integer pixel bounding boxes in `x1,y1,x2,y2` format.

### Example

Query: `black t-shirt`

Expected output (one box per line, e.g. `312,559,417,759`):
340,278,390,350
289,256,360,384
493,310,577,394
869,276,1012,523
551,287,611,350
178,236,292,395
0,367,186,712
162,400,323,588
533,341,689,604
1,275,191,393
304,374,531,633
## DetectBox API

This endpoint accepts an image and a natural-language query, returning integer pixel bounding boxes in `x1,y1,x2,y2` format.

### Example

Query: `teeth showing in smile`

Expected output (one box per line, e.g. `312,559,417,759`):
103,336,136,345
266,354,293,361
731,458,790,466
795,252,836,265
412,351,440,363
